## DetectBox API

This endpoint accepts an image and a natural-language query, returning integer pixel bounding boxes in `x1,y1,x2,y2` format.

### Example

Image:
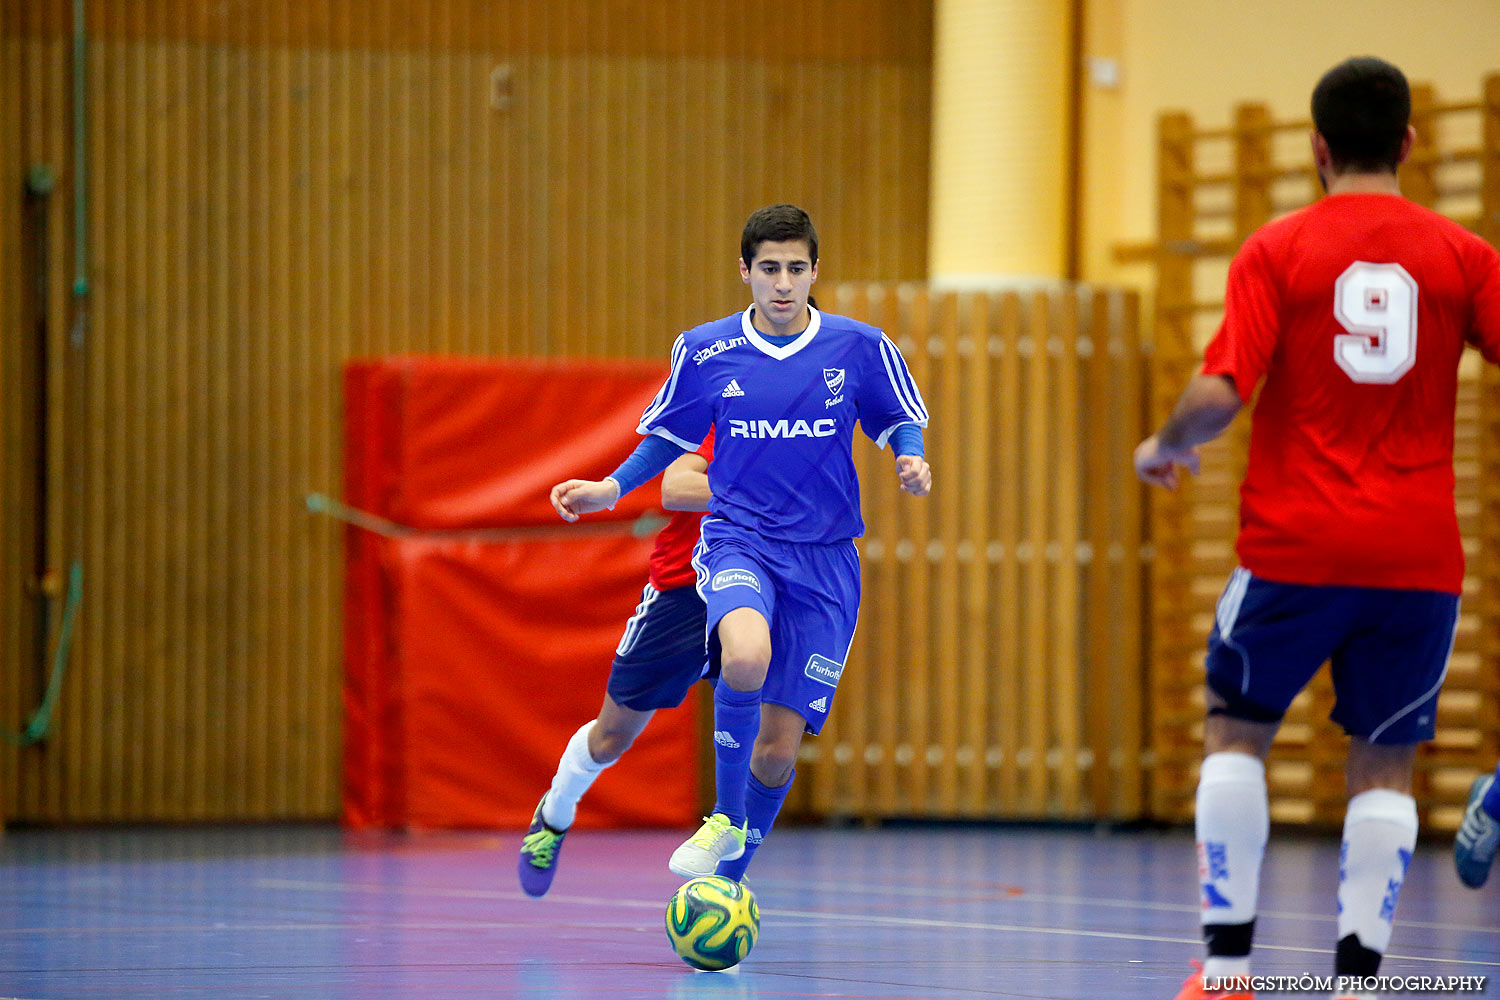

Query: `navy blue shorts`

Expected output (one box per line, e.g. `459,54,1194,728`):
691,517,861,734
606,582,718,711
1206,567,1460,744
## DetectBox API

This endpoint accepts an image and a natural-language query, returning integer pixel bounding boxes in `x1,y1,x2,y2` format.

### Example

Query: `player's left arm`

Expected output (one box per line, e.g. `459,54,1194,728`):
889,422,931,496
858,331,931,496
661,452,711,511
1133,374,1241,490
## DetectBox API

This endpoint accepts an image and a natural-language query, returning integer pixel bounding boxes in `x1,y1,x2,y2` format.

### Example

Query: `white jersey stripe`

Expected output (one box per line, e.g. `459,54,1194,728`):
648,426,702,452
641,334,684,418
689,523,717,640
1212,567,1254,696
690,519,717,602
639,334,688,430
879,334,929,424
615,583,662,657
1215,566,1251,640
878,336,920,422
881,333,929,420
874,419,916,451
892,335,930,418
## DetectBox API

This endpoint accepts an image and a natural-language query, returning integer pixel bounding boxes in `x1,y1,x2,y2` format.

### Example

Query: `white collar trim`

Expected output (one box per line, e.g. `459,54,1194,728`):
741,305,821,360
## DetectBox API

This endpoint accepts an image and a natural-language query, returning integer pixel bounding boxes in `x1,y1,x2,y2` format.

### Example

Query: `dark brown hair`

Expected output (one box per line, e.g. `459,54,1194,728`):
1311,57,1410,173
741,204,818,267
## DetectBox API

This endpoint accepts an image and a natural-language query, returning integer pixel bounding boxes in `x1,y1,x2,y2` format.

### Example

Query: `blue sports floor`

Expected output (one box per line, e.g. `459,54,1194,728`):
1,823,1496,998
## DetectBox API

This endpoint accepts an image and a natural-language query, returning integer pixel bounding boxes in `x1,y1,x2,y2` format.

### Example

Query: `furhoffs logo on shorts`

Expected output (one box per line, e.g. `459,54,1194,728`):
712,569,761,593
804,654,844,687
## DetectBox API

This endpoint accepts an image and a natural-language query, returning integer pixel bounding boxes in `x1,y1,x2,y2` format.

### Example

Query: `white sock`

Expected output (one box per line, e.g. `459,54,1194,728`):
1337,788,1418,956
541,722,610,830
1196,751,1269,979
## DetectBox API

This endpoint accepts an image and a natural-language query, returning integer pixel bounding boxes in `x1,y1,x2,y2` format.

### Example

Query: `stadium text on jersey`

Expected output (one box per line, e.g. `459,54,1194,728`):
692,337,748,364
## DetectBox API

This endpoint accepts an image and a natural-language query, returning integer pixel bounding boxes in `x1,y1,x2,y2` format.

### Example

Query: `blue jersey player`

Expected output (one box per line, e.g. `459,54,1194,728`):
550,204,931,881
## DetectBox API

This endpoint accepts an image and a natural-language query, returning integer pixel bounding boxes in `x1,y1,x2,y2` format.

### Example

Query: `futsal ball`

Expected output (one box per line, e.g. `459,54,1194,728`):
664,875,760,971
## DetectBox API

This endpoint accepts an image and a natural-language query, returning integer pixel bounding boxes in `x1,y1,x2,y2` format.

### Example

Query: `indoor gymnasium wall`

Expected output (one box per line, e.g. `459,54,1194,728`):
0,1,933,822
0,7,16,830
1079,0,1500,288
927,0,1072,279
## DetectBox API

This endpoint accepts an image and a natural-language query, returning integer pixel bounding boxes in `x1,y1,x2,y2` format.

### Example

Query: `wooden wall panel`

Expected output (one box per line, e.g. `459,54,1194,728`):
4,36,75,820
0,1,933,822
803,284,1149,822
0,31,16,828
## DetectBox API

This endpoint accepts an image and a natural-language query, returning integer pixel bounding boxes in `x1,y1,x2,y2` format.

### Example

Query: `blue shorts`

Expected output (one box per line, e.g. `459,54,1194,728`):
1206,567,1460,744
606,582,718,711
691,517,860,734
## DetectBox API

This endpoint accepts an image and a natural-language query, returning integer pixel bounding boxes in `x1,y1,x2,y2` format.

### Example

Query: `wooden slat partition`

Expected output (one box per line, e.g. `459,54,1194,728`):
801,283,1149,822
0,1,934,823
0,28,17,830
1124,74,1500,829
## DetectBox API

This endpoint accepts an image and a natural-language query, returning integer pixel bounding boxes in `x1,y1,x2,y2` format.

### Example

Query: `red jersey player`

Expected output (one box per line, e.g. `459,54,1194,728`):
1135,57,1500,1000
517,431,716,897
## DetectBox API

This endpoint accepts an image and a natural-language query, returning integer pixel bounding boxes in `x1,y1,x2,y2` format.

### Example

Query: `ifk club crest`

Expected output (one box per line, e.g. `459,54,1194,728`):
823,367,845,395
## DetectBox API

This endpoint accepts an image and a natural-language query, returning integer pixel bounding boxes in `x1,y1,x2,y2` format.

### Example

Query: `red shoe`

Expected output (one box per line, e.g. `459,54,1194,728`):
1172,961,1254,1000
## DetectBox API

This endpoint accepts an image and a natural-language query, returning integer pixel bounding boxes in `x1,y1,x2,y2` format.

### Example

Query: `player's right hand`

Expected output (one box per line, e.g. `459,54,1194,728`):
1133,435,1200,491
550,478,622,521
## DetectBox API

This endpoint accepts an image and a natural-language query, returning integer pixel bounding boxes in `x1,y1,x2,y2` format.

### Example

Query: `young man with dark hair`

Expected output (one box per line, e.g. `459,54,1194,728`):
1135,57,1500,1000
551,203,931,883
518,439,716,897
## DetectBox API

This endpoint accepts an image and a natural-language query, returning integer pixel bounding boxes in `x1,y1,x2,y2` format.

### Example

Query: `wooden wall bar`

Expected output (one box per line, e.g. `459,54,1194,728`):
0,1,933,821
802,283,1148,822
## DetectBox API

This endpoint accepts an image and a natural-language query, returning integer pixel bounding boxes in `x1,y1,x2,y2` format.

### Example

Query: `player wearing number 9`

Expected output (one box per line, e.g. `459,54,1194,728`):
1134,57,1500,1000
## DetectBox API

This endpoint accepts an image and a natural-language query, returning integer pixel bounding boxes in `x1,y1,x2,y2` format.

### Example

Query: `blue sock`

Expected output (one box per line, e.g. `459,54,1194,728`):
1484,767,1500,820
716,769,793,881
711,683,761,826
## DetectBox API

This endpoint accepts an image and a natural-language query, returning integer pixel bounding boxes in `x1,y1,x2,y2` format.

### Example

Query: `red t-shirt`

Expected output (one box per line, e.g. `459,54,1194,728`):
648,428,714,591
1201,192,1500,594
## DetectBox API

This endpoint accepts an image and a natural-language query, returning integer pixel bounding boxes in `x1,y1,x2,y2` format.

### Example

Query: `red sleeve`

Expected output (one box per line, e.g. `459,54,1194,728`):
1201,235,1282,403
697,425,714,462
1465,236,1500,365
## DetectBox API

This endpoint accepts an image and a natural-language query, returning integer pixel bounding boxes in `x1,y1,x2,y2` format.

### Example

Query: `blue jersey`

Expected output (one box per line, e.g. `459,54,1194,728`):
638,306,927,544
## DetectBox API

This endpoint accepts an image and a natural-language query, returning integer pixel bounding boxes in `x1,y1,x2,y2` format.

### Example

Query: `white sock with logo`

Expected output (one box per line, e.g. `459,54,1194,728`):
1337,788,1418,957
1196,751,1269,982
541,722,610,830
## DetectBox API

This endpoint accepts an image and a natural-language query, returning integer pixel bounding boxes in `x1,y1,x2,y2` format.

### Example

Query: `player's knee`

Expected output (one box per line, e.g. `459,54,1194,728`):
591,725,636,763
750,743,797,787
1346,739,1417,796
719,642,771,689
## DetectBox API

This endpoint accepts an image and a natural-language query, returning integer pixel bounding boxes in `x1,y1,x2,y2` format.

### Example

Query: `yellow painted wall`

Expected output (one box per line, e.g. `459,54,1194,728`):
1080,0,1500,289
929,0,1072,280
